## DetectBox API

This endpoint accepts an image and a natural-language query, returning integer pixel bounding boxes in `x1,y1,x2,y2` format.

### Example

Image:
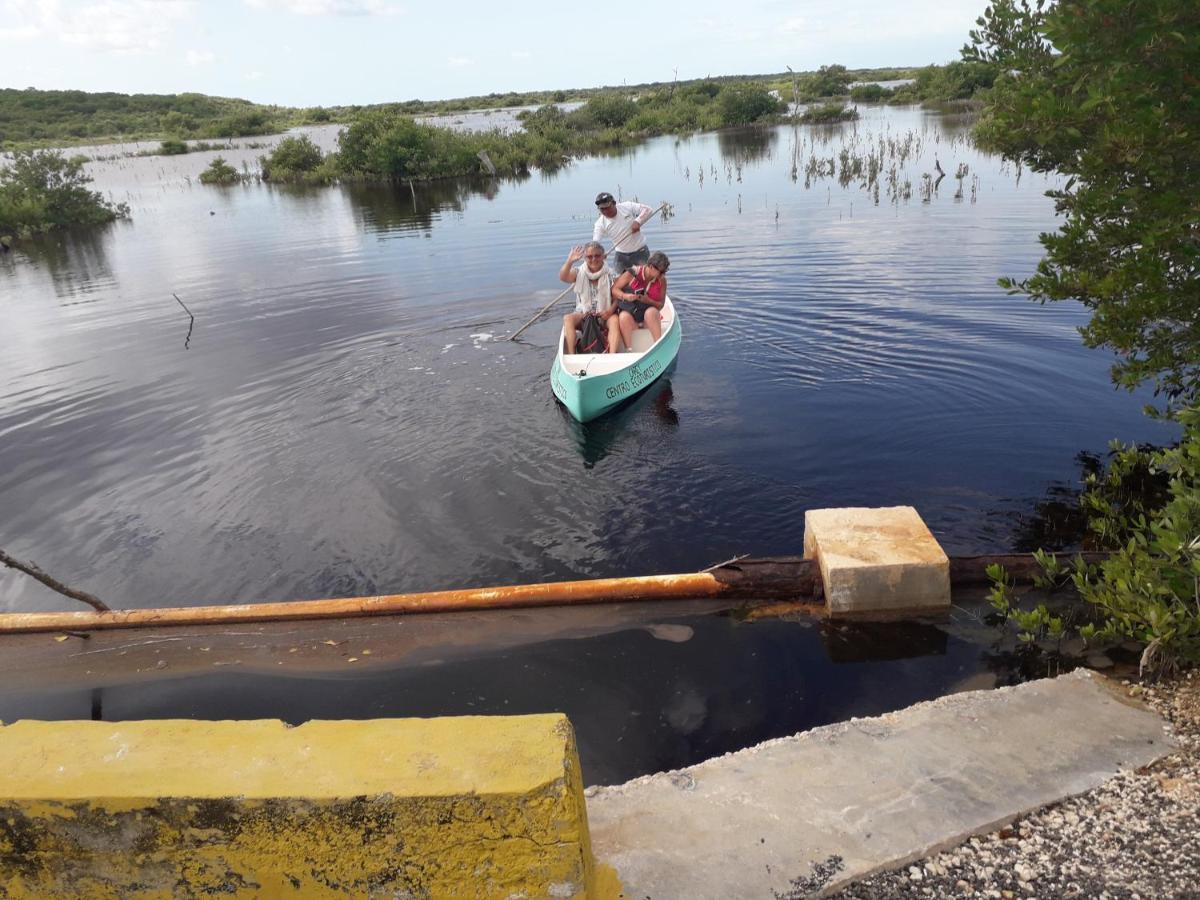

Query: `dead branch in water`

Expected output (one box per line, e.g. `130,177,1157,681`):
0,548,109,612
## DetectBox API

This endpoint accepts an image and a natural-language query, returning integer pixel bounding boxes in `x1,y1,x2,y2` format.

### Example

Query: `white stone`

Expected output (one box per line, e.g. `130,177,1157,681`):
803,506,951,615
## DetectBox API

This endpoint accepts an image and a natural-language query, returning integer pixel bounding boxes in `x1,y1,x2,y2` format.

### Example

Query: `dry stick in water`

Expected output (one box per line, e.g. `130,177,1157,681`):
507,202,669,341
0,548,109,612
173,292,195,349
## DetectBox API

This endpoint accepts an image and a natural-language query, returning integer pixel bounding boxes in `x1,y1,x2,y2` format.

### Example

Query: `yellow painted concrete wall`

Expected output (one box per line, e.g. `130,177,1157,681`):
0,715,594,898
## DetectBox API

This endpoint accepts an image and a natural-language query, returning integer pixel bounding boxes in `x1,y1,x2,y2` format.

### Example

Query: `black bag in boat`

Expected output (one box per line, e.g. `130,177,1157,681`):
577,313,607,354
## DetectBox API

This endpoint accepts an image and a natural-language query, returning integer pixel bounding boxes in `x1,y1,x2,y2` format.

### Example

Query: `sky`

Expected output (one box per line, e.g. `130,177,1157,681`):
0,0,988,107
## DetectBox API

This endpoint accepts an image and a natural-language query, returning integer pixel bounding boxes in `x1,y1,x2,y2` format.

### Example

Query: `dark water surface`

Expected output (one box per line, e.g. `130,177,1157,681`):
0,602,1005,785
0,107,1175,775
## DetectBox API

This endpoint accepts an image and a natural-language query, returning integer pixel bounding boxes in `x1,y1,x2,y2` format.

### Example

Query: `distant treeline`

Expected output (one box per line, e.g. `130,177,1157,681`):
0,63,996,150
231,81,791,186
0,89,295,147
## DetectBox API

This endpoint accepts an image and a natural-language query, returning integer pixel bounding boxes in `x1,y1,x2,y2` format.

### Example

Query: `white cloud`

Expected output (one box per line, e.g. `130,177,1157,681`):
447,56,472,68
511,50,530,60
780,17,806,34
0,0,195,54
244,0,400,14
186,48,214,66
246,70,265,81
0,25,41,40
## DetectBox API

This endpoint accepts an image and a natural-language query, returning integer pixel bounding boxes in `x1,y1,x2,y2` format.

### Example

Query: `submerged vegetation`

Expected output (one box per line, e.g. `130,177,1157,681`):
0,150,128,237
799,103,858,124
198,156,242,185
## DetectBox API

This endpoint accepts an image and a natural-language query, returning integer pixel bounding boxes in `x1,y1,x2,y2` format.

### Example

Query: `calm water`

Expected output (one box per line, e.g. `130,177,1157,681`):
3,106,1174,614
0,106,1175,776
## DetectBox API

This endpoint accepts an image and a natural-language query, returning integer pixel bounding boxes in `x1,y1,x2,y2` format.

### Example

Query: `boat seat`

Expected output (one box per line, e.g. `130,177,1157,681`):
627,329,656,353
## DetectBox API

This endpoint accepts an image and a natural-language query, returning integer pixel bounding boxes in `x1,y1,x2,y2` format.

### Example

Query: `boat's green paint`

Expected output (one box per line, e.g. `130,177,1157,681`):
551,299,681,423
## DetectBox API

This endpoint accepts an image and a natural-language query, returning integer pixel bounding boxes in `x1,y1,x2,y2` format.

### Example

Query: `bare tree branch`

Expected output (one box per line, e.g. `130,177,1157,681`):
0,548,109,612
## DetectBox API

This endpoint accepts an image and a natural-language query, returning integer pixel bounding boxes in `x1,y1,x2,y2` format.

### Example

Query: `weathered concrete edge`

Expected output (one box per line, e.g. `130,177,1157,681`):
588,669,1165,793
585,670,1175,899
810,671,1176,896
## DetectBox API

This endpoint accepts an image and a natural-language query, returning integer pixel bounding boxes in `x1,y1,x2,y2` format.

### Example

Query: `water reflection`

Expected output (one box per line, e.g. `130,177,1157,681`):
716,126,778,163
0,608,999,785
11,228,118,299
560,376,679,468
345,174,522,235
820,620,948,663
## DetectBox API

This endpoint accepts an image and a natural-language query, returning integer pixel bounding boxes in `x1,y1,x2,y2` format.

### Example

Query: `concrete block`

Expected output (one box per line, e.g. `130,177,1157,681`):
0,715,594,898
804,506,950,615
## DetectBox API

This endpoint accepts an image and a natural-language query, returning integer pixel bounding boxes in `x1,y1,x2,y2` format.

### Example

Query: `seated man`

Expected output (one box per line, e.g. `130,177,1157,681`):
559,242,620,354
612,250,670,351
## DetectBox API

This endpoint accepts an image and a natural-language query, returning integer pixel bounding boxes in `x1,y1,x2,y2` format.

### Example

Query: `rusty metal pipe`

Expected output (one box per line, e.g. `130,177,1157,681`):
0,572,737,635
0,553,1094,636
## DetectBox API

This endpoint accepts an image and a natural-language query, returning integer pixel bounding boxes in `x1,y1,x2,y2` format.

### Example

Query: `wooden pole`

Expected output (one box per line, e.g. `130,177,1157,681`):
507,284,574,342
507,202,669,342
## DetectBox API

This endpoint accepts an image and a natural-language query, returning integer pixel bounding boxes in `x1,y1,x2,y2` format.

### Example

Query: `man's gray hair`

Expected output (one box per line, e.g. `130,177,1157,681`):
584,241,606,256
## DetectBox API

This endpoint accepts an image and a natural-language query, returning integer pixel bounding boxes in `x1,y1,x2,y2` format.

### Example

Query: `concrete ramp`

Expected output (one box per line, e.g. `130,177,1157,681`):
586,670,1174,898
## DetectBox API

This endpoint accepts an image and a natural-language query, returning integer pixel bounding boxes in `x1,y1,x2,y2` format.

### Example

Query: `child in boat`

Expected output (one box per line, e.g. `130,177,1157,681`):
612,251,669,351
559,242,621,354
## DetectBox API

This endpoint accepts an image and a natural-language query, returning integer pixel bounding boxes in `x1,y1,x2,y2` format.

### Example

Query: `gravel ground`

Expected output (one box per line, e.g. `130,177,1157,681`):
829,669,1200,900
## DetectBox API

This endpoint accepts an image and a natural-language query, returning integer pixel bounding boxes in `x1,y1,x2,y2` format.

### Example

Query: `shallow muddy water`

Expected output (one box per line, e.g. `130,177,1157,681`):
0,105,1174,775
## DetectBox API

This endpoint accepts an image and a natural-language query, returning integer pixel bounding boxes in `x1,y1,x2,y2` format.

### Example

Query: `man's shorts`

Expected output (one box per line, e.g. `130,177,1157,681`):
615,246,650,273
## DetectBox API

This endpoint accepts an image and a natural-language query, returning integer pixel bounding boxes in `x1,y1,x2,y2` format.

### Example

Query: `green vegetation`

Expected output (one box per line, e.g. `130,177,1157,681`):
716,84,785,125
260,135,335,183
966,0,1199,408
888,61,999,104
0,88,293,148
158,139,189,155
1,65,977,153
0,150,129,237
800,102,859,124
971,0,1200,674
850,84,893,102
800,65,853,100
198,156,242,185
331,83,783,183
989,408,1200,674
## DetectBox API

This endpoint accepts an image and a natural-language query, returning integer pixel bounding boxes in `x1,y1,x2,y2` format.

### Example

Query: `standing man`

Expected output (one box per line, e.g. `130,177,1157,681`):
592,192,653,273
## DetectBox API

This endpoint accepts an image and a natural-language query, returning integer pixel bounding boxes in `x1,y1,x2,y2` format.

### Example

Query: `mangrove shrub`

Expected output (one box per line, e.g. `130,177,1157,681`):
261,135,327,182
800,65,852,99
0,150,129,237
800,102,858,124
990,407,1200,674
577,93,637,129
716,84,783,126
198,156,241,185
965,0,1200,407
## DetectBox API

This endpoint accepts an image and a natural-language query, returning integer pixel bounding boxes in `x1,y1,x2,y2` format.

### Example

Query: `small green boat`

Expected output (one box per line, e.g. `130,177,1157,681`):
551,297,681,422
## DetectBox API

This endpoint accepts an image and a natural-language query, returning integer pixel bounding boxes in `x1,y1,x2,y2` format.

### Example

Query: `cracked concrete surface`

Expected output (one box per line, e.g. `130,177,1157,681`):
585,670,1174,898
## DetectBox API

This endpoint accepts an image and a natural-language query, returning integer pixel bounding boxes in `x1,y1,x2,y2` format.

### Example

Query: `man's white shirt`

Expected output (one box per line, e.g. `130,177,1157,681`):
592,201,653,253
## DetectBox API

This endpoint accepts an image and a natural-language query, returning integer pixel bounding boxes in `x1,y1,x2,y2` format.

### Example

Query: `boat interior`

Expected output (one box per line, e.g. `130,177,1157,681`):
559,302,674,377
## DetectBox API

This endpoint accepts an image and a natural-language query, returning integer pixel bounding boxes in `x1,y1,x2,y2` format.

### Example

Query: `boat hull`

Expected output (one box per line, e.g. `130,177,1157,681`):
551,300,681,423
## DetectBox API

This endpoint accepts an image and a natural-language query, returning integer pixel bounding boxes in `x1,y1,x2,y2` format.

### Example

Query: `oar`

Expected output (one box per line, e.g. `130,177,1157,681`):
506,202,669,341
508,284,574,342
